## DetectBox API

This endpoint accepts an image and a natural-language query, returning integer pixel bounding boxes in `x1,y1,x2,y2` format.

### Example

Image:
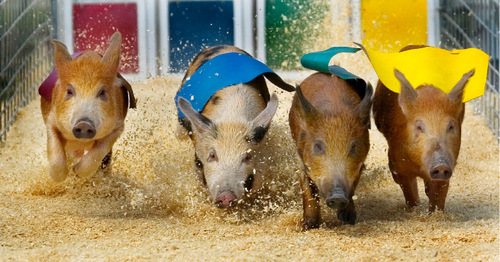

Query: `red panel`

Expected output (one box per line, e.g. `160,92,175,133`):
73,3,139,74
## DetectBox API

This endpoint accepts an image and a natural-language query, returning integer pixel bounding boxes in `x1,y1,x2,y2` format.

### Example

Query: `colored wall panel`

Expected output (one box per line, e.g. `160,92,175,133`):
168,1,234,73
265,0,328,69
361,0,427,52
73,3,139,74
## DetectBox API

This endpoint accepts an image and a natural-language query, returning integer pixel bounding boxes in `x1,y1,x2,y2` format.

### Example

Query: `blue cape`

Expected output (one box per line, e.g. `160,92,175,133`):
175,52,294,118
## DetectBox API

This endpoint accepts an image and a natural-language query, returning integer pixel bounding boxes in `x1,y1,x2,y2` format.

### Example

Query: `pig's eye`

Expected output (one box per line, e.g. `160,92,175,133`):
313,140,326,155
66,85,75,99
349,141,358,157
244,174,254,192
97,88,107,101
207,149,218,162
415,120,426,133
447,121,455,133
242,152,252,163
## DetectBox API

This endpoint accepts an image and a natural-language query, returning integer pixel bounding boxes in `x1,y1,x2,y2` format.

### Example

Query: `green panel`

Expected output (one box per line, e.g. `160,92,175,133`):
266,0,328,70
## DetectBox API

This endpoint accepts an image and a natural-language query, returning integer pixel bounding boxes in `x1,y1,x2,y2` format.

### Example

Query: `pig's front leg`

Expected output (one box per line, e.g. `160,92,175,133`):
425,180,449,212
337,197,356,225
47,126,69,182
73,127,123,177
300,174,320,230
390,168,420,208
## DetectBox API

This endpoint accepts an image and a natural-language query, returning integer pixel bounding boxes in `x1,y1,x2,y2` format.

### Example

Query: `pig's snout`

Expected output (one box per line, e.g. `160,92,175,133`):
72,118,96,139
326,188,349,209
215,191,237,208
430,163,452,180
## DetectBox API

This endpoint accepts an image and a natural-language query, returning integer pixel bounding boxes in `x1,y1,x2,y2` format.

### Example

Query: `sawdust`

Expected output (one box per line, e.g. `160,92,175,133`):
0,68,498,260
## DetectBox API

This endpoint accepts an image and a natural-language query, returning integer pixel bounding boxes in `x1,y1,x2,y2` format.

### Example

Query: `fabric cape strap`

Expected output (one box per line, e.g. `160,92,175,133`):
175,52,295,118
300,46,369,100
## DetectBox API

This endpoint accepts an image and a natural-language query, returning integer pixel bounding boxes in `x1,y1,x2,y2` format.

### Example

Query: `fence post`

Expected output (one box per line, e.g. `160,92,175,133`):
427,0,440,47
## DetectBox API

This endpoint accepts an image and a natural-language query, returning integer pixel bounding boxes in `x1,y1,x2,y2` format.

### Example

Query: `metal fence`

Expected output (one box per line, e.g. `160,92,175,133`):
440,0,500,137
0,0,53,141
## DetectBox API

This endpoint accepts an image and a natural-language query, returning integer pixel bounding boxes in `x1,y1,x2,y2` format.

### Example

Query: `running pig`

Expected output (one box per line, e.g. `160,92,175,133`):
40,32,136,182
289,72,373,229
175,45,294,208
373,47,474,212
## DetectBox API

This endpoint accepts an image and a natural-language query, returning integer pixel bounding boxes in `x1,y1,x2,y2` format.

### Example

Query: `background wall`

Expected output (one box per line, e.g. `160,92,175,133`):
265,0,329,69
361,0,428,52
0,0,498,140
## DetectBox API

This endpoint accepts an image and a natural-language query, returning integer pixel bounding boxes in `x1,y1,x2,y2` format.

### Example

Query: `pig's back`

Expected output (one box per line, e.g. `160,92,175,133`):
300,73,361,114
180,46,250,89
202,84,266,123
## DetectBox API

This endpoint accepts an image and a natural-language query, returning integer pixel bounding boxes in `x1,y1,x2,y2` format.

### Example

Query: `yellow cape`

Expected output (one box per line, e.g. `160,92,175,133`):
357,44,489,102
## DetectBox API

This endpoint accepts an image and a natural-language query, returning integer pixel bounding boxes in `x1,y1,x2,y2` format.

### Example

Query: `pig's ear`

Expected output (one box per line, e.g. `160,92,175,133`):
178,97,216,135
51,40,72,69
248,93,279,144
103,32,122,75
395,69,417,114
357,82,373,128
116,74,136,109
448,69,474,104
296,85,316,116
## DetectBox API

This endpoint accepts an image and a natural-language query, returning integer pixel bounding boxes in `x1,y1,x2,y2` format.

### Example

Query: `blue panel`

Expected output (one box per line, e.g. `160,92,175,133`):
168,1,234,73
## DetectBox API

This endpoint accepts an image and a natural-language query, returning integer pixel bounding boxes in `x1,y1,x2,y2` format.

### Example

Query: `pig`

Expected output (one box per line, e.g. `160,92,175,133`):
289,72,373,229
373,45,474,212
41,32,136,182
176,46,282,208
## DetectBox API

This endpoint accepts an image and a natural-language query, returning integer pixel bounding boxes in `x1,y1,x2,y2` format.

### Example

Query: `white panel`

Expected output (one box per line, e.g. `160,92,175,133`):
241,0,254,56
233,0,243,49
145,0,157,77
427,0,440,47
159,0,170,75
62,0,74,53
350,0,362,43
256,0,266,62
134,0,147,81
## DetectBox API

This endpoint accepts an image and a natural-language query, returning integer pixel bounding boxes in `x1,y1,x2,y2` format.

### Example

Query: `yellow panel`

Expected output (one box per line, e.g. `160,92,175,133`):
361,0,427,52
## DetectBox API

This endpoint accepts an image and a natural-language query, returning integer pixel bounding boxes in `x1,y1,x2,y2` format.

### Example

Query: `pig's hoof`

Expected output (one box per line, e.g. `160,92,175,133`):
100,153,112,170
303,216,320,230
427,204,443,213
73,163,94,178
337,210,356,225
49,167,68,182
405,205,417,212
303,221,320,231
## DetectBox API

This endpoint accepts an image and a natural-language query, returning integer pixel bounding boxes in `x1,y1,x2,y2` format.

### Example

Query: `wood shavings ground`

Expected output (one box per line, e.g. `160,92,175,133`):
0,70,497,260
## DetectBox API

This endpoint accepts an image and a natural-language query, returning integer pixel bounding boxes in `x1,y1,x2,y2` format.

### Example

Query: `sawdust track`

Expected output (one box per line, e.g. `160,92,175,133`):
0,74,498,261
